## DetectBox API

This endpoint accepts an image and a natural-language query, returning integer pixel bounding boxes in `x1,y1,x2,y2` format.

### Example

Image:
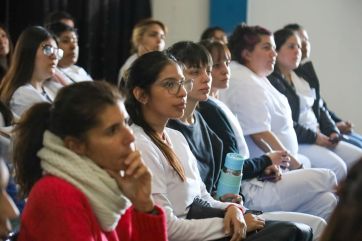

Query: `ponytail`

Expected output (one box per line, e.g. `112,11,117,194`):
13,102,52,198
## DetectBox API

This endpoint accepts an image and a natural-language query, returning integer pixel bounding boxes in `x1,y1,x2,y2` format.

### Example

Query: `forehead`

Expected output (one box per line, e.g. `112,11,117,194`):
211,47,230,62
0,28,7,36
158,62,183,79
59,31,77,39
97,102,126,126
144,24,164,33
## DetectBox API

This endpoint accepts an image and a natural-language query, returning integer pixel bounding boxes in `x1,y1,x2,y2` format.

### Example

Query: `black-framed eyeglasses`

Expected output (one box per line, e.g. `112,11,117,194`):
159,78,194,95
42,44,63,60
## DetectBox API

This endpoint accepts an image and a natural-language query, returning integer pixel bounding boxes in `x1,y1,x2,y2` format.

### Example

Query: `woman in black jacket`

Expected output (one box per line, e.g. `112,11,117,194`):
268,28,362,181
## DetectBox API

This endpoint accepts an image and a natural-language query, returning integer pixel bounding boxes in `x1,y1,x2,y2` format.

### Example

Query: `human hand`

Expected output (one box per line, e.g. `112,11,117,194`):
336,121,353,134
243,213,265,233
107,150,154,213
219,193,243,204
224,205,247,241
328,133,340,147
259,165,282,182
316,132,335,147
266,150,290,168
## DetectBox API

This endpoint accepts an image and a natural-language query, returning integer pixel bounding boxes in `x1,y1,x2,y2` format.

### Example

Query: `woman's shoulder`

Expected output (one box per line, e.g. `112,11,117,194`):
12,84,44,100
28,175,88,206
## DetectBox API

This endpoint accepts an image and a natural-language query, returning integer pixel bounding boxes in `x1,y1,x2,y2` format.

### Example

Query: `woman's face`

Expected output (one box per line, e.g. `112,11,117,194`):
139,24,165,54
33,38,59,82
184,64,212,102
243,35,277,77
81,102,135,172
142,62,187,123
0,28,10,57
58,31,79,68
276,34,302,71
211,50,231,90
297,29,311,60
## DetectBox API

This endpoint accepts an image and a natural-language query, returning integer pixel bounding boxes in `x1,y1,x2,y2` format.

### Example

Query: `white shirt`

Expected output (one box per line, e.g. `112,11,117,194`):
219,61,299,157
118,53,138,87
209,96,250,158
291,71,319,132
58,65,92,84
131,125,240,241
10,84,50,116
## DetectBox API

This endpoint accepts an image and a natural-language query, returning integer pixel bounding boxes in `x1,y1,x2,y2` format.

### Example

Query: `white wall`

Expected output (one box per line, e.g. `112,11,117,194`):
152,0,209,47
153,0,362,133
248,0,362,133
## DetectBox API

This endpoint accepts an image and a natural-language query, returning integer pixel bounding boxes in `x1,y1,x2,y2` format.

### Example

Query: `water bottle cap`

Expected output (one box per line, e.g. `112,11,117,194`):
224,153,244,171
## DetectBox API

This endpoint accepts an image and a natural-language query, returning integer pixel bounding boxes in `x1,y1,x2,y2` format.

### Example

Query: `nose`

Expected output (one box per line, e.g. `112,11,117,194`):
123,125,135,145
221,63,230,75
178,84,188,97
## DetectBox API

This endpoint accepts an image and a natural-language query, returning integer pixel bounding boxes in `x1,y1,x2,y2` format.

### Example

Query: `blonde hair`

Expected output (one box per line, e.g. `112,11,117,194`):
131,18,167,53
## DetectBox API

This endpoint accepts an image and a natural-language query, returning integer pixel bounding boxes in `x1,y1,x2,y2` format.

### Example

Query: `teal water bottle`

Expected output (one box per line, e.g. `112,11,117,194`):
216,153,245,199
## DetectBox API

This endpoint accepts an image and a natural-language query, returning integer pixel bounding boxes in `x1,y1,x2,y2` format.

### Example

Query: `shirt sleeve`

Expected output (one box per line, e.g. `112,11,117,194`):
224,76,272,136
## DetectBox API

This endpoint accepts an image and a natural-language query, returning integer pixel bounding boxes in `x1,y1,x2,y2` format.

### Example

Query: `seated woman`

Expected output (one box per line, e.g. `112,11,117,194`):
13,81,167,241
0,26,63,116
0,23,13,82
320,157,362,241
0,159,19,240
268,28,362,181
45,22,92,99
125,50,313,241
284,23,362,149
218,24,310,169
118,18,167,88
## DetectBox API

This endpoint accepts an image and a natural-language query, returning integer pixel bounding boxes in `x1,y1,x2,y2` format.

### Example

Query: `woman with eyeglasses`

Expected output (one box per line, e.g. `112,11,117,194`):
0,26,63,117
125,50,314,241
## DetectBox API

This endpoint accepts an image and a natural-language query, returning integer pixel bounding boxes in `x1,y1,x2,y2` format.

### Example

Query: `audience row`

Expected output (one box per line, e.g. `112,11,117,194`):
1,13,362,241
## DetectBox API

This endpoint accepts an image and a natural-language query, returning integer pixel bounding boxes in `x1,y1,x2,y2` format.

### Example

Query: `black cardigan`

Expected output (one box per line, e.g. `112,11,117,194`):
198,99,272,180
268,63,339,144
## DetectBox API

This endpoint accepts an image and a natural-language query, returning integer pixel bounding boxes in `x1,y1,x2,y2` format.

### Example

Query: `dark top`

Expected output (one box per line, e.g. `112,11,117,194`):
198,99,272,180
268,64,339,144
167,111,223,193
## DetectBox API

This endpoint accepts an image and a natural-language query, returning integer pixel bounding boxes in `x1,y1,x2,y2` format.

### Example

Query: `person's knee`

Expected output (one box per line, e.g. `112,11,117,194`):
284,222,313,241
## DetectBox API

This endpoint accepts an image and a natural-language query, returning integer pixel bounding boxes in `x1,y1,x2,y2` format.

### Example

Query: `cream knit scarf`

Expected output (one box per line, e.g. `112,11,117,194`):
38,130,131,231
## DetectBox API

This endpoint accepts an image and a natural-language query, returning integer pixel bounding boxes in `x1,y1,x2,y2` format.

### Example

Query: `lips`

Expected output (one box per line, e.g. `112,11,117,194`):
175,102,186,110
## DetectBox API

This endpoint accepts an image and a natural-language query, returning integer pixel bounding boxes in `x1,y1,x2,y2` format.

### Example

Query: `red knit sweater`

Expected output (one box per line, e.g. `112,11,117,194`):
17,176,168,241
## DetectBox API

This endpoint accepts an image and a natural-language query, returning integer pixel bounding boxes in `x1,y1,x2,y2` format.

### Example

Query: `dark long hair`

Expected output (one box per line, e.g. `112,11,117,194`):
320,158,362,241
228,24,271,65
273,28,297,74
0,26,53,106
125,51,186,181
13,81,121,197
